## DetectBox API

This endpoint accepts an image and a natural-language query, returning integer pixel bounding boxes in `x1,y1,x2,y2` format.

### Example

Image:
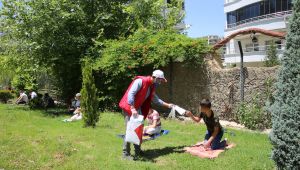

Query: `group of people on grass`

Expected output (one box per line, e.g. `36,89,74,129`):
14,87,82,122
15,90,55,108
119,70,227,160
15,90,37,104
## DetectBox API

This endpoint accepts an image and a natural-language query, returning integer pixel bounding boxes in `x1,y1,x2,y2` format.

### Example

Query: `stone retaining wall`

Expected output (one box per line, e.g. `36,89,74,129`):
157,61,278,120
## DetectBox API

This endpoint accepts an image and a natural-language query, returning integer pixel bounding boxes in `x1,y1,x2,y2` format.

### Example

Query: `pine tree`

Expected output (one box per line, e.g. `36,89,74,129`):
264,42,279,67
269,0,300,168
81,58,99,128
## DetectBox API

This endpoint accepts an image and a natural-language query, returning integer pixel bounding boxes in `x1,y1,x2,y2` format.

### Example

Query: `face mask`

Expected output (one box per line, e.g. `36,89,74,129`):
154,78,162,85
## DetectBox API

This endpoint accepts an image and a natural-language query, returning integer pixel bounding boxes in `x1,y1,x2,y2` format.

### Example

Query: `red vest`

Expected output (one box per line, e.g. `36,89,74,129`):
119,76,155,118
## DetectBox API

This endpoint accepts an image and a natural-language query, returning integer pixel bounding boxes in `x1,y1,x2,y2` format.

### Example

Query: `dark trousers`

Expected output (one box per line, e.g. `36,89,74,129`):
122,114,141,156
204,130,226,150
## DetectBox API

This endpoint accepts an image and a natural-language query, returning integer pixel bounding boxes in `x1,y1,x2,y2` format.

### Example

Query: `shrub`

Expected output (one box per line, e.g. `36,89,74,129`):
237,94,272,130
264,42,279,67
0,90,14,103
81,58,99,128
28,94,44,109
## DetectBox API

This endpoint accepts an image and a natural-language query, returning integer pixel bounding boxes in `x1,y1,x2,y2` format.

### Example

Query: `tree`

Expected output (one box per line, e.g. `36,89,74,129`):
81,58,99,128
269,0,300,168
0,0,184,101
0,0,134,101
264,42,279,67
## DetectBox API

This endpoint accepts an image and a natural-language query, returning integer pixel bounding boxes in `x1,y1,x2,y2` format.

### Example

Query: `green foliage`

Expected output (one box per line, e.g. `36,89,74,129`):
0,56,14,89
269,0,300,168
0,0,135,101
28,95,44,109
237,93,272,130
0,53,50,93
93,29,210,110
0,0,184,101
0,90,13,103
126,0,184,30
264,42,280,67
81,58,99,128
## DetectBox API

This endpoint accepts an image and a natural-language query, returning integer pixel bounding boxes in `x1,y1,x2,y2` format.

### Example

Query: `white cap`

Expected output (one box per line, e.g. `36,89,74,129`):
76,93,81,97
152,70,167,82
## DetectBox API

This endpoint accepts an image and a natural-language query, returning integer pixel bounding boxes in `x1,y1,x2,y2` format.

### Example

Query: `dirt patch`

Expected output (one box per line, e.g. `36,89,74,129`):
53,152,65,162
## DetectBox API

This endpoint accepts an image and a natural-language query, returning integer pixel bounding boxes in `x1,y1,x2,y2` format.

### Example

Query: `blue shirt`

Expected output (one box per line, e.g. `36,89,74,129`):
127,79,164,107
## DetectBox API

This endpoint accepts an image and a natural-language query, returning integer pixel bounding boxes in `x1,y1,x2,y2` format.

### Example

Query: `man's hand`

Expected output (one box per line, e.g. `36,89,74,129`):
130,107,138,118
167,103,174,109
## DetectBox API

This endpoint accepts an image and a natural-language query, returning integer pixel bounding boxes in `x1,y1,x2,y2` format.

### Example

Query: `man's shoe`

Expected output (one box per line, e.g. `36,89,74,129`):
122,154,134,161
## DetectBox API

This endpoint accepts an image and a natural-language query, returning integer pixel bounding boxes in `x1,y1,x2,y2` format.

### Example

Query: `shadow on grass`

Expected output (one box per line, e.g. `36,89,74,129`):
41,107,71,117
138,145,187,162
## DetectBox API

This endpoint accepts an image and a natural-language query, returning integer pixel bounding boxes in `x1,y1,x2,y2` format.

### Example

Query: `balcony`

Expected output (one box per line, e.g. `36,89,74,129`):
224,0,240,4
225,44,285,57
226,10,292,30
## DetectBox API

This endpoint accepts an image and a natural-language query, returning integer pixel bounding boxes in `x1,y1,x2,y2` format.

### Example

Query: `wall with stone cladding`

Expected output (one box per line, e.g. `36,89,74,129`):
156,61,278,120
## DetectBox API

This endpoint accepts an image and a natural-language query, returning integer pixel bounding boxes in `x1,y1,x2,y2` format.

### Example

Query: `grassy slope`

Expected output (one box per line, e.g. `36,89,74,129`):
0,104,275,170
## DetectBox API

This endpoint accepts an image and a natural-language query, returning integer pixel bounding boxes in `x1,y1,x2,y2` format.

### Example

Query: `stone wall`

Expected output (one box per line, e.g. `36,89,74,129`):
157,61,278,120
209,66,278,120
156,62,210,113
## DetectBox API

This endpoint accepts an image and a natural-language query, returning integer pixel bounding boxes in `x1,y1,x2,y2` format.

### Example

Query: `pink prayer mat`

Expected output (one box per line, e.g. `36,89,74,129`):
184,141,235,159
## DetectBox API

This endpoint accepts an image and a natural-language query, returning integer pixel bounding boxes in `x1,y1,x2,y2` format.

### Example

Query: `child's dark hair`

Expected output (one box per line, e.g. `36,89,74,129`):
200,99,211,108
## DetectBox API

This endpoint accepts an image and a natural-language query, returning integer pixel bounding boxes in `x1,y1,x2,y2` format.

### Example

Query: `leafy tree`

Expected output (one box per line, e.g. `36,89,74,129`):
126,0,185,30
0,0,134,101
0,0,184,101
269,0,300,168
264,42,279,67
81,58,99,128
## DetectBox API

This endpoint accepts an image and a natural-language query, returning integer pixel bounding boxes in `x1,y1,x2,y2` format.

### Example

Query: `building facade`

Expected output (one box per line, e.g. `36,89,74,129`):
224,0,293,67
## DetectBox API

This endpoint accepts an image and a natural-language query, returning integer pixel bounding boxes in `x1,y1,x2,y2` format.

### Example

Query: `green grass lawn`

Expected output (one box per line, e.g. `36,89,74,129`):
0,104,275,170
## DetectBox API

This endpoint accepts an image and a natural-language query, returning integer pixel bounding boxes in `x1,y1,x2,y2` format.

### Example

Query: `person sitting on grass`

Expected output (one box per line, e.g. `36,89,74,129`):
29,90,37,100
68,93,81,114
144,108,162,136
15,90,29,105
185,99,227,150
63,107,82,122
43,93,55,109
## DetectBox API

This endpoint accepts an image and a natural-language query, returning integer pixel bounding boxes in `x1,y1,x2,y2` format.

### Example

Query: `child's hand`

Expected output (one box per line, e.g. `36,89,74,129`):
185,111,192,117
203,142,211,149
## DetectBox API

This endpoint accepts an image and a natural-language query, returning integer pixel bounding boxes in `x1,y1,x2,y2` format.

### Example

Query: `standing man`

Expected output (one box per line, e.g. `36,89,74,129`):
119,70,173,160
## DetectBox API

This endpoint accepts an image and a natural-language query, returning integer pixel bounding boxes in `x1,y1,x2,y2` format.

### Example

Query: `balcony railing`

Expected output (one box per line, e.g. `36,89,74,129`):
225,44,285,55
226,10,292,29
224,0,239,4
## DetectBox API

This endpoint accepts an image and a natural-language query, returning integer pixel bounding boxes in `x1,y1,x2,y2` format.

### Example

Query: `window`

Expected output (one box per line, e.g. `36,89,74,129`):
265,0,270,14
265,40,273,50
226,0,293,27
288,0,292,10
275,40,282,49
260,1,265,15
245,43,259,52
270,0,276,13
227,12,237,25
254,43,259,51
276,0,282,12
282,0,288,11
245,44,253,52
